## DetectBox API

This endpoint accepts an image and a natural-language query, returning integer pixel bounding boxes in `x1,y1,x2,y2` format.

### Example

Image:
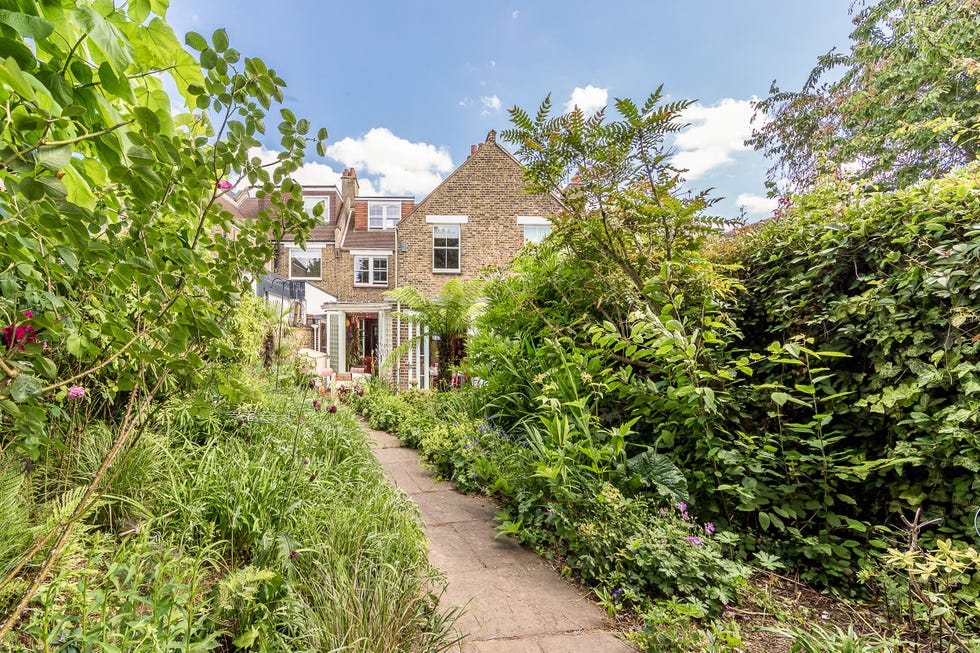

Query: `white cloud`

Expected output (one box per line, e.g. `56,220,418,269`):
246,147,378,194
511,10,519,19
673,98,758,180
325,128,453,197
480,95,501,117
489,59,496,68
565,85,607,116
736,193,778,216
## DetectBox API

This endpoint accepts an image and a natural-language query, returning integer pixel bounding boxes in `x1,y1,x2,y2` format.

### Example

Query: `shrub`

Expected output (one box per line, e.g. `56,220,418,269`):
366,394,414,434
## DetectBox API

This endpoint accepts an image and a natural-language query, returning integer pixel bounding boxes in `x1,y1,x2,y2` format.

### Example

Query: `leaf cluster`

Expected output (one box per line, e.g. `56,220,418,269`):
750,0,980,192
0,0,325,458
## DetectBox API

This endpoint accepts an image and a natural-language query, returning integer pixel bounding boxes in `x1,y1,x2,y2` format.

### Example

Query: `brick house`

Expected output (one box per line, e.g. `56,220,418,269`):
388,130,563,388
222,130,562,388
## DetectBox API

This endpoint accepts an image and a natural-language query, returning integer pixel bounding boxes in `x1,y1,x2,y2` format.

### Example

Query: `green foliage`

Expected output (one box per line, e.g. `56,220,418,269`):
750,0,980,192
67,422,170,530
366,392,414,434
362,367,746,620
385,279,485,390
5,368,456,650
23,530,220,652
633,604,745,653
551,487,748,617
870,512,980,650
214,566,303,651
218,292,278,366
502,90,739,329
724,167,980,560
0,0,325,459
0,467,30,579
779,623,904,653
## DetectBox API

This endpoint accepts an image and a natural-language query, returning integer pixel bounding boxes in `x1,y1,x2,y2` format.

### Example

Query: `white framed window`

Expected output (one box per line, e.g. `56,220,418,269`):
354,256,388,286
433,225,460,272
524,225,551,244
368,201,401,230
303,197,329,223
289,248,321,280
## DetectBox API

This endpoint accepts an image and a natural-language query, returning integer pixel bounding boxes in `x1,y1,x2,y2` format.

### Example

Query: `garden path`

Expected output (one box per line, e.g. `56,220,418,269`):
363,422,637,652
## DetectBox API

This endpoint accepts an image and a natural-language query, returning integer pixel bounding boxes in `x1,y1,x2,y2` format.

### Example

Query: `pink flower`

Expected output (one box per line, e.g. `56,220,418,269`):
312,399,321,411
67,386,85,399
217,180,233,189
676,501,687,512
327,404,337,413
705,522,716,535
684,536,703,546
3,310,38,351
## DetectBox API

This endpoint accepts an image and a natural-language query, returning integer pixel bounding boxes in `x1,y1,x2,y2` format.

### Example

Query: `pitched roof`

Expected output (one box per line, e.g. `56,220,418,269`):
216,188,342,243
341,229,397,251
402,129,565,220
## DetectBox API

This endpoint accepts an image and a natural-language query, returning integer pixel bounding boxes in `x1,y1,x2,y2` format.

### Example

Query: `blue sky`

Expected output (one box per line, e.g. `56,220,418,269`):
166,1,855,221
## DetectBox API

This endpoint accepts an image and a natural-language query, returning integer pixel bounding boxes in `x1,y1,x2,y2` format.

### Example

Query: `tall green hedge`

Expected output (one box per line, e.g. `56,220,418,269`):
724,165,980,543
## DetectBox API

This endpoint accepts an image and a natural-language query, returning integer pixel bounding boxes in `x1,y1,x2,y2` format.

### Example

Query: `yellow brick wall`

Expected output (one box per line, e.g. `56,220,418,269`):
395,140,563,296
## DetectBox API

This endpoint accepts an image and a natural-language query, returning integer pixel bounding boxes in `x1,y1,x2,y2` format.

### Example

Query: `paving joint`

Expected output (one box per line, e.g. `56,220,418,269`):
361,420,637,652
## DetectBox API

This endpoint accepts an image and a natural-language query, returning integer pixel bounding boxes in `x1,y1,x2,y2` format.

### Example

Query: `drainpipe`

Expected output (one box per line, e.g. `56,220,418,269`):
394,225,401,388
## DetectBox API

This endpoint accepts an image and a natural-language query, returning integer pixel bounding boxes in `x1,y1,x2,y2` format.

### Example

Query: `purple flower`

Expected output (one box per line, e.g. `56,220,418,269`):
312,399,321,411
684,536,703,546
327,404,338,413
67,386,85,399
676,501,687,512
705,522,716,535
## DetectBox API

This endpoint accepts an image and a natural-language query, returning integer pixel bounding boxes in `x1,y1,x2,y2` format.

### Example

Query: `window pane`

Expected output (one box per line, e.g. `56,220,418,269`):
291,251,321,279
373,258,388,283
304,198,327,222
433,225,458,239
433,225,460,271
524,224,551,244
369,202,399,229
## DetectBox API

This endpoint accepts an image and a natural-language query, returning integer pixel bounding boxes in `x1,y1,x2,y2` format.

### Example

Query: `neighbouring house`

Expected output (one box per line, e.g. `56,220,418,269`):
219,129,563,387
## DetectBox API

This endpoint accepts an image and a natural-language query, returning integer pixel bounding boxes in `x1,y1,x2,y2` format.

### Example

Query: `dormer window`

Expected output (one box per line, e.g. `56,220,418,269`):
303,197,329,223
368,201,401,230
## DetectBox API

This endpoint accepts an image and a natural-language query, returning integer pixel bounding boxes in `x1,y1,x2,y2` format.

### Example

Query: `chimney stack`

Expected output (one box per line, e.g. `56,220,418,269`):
340,167,359,203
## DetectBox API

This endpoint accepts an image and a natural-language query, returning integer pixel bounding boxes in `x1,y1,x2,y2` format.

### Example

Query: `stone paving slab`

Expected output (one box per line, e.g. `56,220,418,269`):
362,422,636,652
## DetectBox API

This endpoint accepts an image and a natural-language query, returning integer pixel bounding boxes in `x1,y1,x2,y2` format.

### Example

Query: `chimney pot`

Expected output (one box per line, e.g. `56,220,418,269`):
486,129,496,143
470,145,477,155
350,168,356,178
